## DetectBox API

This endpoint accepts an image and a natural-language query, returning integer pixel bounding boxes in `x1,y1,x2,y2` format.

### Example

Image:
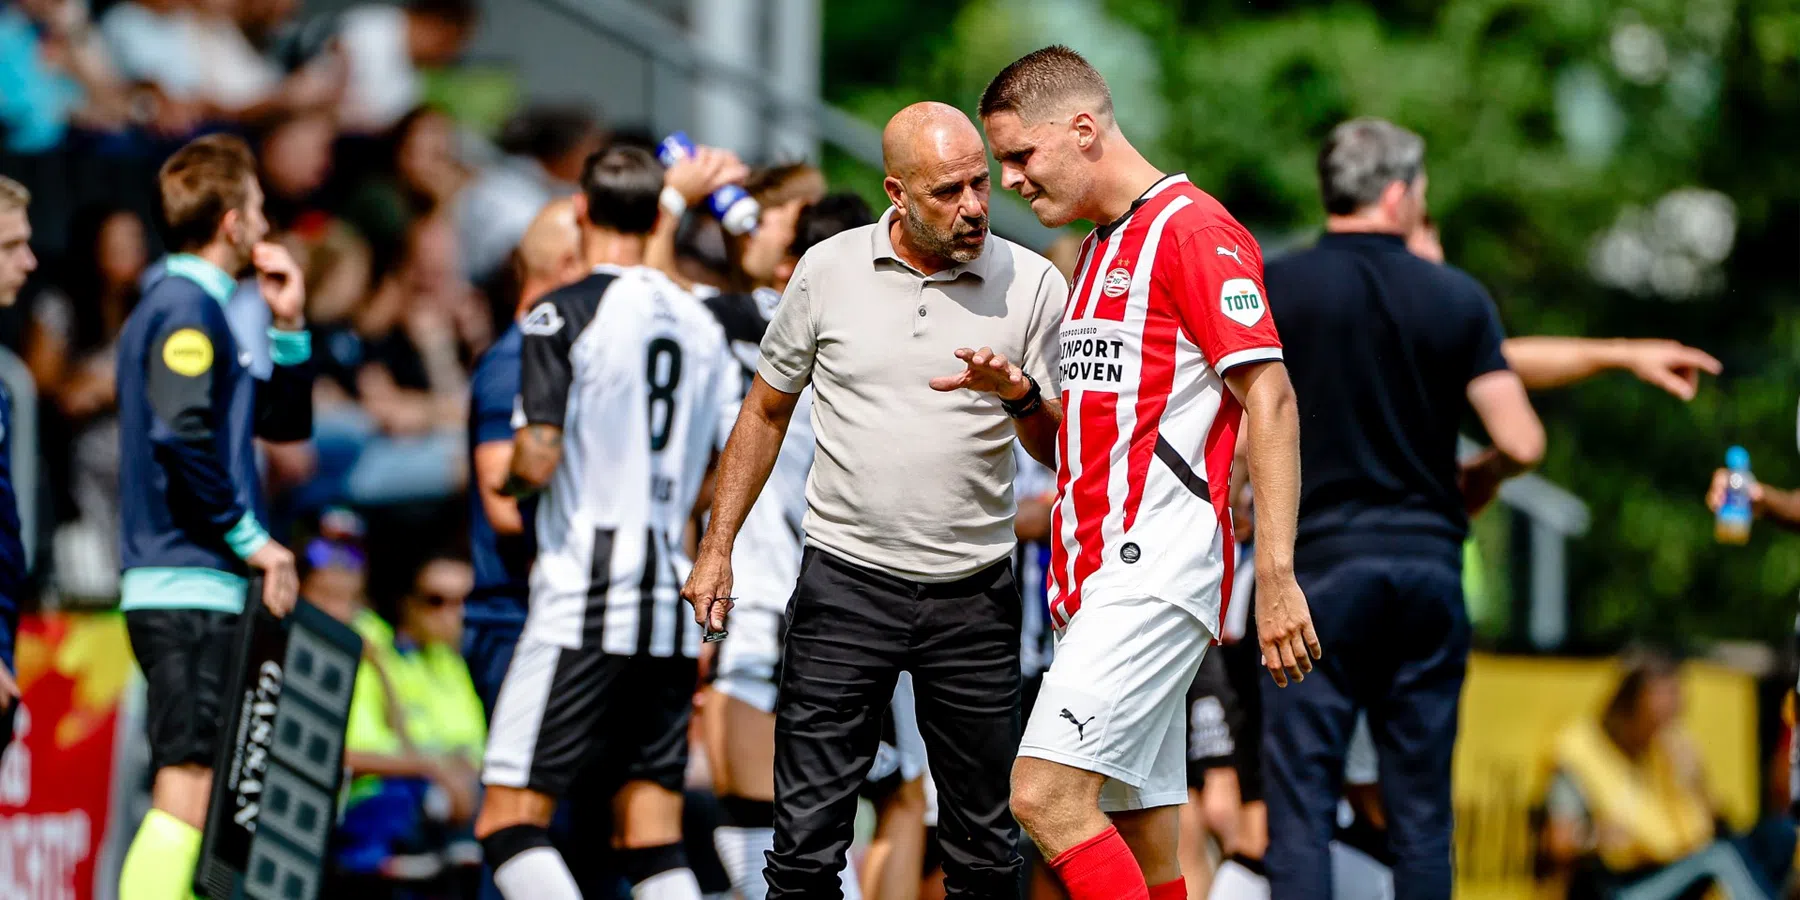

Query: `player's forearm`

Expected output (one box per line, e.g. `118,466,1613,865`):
700,406,790,556
1501,337,1627,390
476,444,525,535
1012,399,1062,469
1760,486,1800,531
503,424,563,496
1241,369,1301,574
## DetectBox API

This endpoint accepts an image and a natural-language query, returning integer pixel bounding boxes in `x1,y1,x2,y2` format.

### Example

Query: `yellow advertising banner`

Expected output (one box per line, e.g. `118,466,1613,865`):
1454,653,1759,900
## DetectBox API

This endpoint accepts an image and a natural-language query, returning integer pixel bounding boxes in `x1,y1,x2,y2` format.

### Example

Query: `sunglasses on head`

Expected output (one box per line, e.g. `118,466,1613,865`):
305,539,366,573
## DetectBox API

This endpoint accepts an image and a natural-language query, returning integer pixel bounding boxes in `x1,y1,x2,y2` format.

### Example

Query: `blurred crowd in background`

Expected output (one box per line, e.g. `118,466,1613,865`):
3,0,1800,897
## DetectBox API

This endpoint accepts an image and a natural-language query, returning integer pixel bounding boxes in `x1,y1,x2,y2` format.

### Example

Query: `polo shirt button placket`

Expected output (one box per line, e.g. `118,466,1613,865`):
912,284,928,336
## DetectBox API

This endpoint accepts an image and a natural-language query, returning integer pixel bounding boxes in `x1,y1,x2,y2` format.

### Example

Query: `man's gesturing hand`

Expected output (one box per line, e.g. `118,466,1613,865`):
1256,568,1322,688
248,540,299,617
1620,339,1722,401
253,242,306,330
681,547,735,634
929,347,1030,401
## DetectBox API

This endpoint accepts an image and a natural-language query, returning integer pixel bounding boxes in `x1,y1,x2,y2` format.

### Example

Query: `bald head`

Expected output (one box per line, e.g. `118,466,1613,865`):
882,102,985,179
515,198,583,312
880,102,991,269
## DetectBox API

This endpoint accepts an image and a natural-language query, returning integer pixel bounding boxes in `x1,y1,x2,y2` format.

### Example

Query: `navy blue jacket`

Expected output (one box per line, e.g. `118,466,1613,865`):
466,325,535,621
117,256,312,611
0,384,24,666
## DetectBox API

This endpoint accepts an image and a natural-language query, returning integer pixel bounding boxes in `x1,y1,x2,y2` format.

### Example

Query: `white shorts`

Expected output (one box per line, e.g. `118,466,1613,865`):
1019,595,1211,812
711,604,784,714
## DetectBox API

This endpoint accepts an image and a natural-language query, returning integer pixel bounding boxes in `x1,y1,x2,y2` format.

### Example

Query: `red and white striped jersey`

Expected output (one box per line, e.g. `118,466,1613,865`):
1049,174,1283,634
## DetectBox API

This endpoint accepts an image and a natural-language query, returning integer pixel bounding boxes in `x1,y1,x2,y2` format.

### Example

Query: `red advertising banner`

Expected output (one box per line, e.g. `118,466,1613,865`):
0,613,134,900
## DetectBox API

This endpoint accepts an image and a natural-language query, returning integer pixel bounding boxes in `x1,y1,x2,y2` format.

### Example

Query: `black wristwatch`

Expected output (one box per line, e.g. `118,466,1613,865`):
1002,372,1044,419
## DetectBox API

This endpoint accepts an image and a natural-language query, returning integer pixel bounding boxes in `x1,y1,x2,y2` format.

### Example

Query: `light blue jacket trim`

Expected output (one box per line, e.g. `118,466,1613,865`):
267,328,311,366
120,567,248,613
225,512,272,560
163,254,237,306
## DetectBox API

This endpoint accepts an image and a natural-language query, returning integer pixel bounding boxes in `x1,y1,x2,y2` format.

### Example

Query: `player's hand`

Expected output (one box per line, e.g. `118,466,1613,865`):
1256,568,1321,688
247,540,299,617
0,660,19,711
1707,467,1766,516
1458,449,1506,516
664,146,749,207
253,242,306,330
929,347,1030,401
1619,339,1721,401
682,547,734,633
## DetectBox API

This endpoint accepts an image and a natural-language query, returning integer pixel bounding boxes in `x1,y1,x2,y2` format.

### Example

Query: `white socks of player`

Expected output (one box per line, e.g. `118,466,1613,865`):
633,866,703,899
714,825,774,899
1207,858,1271,900
494,845,583,900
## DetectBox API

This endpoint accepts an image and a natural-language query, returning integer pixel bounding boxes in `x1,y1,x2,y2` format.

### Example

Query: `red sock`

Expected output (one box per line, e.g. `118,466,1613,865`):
1149,877,1187,900
1049,825,1149,900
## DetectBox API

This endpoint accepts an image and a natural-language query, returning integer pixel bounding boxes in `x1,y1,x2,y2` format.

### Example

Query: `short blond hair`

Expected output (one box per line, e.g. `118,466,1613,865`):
0,176,29,214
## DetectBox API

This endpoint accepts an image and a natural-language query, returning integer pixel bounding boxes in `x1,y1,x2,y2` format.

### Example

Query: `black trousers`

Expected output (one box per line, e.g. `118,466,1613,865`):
1261,550,1470,900
766,549,1023,899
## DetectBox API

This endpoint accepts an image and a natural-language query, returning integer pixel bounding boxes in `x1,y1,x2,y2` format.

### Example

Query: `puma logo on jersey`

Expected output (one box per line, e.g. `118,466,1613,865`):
521,302,566,336
1219,278,1266,327
1060,708,1097,740
1216,245,1243,265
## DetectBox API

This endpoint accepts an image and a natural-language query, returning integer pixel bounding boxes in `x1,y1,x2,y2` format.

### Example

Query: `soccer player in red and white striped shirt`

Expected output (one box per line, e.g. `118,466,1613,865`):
980,47,1322,900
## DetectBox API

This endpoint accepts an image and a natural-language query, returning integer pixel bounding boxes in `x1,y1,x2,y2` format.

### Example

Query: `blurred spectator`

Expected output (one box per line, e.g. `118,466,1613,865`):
29,206,148,601
342,105,467,268
0,0,132,153
301,216,475,511
314,540,485,887
256,109,337,235
1540,654,1796,900
455,104,604,285
335,0,478,134
99,0,344,125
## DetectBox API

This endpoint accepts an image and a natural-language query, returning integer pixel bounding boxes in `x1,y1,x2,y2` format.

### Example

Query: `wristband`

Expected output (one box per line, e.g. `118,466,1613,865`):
1002,373,1044,419
659,186,689,219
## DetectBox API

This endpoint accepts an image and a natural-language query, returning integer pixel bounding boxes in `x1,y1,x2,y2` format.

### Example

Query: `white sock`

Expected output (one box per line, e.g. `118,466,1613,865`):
714,825,773,899
838,853,863,900
633,866,703,899
1207,860,1271,900
494,846,582,900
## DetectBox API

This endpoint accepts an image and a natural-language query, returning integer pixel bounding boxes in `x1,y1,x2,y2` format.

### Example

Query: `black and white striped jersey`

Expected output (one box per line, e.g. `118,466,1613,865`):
519,264,736,659
704,287,815,613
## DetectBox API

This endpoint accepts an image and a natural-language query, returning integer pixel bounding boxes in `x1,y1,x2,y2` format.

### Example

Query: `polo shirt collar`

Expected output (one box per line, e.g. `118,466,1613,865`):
1093,172,1190,241
164,253,237,306
871,206,993,282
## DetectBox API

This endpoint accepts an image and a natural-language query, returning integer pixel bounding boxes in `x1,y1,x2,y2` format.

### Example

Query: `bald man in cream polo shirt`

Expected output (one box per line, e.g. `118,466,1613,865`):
684,102,1066,899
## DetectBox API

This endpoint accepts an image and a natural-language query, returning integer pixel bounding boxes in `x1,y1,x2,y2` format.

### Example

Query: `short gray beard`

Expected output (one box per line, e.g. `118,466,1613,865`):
905,202,986,264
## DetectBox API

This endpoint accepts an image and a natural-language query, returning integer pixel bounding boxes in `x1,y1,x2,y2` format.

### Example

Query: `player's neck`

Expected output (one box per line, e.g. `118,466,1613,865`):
582,228,646,270
1325,209,1407,236
193,242,244,277
515,280,554,319
1085,141,1167,227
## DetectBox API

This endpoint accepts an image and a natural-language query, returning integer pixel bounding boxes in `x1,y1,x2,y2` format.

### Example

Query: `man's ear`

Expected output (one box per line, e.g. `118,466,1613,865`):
883,175,906,214
217,208,241,246
1379,180,1411,216
571,191,591,228
1072,111,1100,152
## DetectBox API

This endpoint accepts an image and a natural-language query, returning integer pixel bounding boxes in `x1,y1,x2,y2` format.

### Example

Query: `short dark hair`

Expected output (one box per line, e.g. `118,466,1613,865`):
1317,118,1425,216
580,145,663,235
408,0,478,28
746,163,825,208
497,104,603,164
158,134,257,252
791,193,875,258
979,45,1113,122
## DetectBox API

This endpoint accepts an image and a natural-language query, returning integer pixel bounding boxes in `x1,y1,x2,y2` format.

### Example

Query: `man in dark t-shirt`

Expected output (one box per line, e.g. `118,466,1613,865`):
1257,118,1545,900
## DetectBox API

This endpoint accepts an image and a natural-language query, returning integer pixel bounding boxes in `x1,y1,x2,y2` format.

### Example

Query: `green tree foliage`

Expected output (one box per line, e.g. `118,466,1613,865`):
824,0,1800,646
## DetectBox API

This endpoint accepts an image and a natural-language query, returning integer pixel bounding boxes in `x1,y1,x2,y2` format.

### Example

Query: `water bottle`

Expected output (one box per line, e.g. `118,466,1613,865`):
656,131,761,235
1716,445,1755,545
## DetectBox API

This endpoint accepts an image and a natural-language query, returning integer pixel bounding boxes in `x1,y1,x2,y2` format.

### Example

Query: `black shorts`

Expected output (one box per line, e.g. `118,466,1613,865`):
125,609,241,773
481,634,697,798
1218,630,1265,803
1186,649,1242,786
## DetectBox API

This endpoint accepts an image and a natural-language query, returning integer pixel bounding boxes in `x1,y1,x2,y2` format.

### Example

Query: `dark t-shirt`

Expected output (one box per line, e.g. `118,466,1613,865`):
1265,231,1508,562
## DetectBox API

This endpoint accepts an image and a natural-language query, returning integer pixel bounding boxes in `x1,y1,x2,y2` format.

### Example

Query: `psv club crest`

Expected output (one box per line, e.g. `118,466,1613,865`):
1102,267,1132,298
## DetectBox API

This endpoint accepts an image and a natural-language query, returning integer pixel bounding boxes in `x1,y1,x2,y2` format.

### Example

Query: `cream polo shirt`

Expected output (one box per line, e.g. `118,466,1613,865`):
758,207,1067,582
